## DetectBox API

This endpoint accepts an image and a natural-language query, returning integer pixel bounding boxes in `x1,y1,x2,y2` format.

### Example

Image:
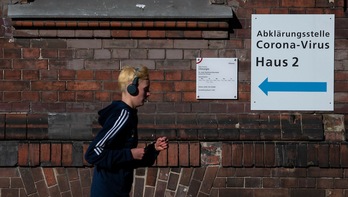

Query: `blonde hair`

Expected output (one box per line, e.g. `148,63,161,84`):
118,66,149,92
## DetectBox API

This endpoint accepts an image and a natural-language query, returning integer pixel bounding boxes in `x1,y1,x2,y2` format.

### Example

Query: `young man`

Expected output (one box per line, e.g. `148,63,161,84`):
85,66,168,197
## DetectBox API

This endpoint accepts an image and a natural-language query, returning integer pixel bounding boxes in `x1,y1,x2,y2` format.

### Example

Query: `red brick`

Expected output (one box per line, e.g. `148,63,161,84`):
67,39,101,49
48,185,60,197
280,178,298,188
13,59,48,69
1,189,19,197
18,143,29,166
263,177,279,188
62,143,73,166
174,40,209,49
177,168,192,186
93,30,111,38
29,143,40,166
40,143,50,166
22,48,40,58
22,70,39,81
0,168,18,178
36,180,49,197
95,92,111,102
190,142,200,166
0,59,12,69
164,92,181,102
255,8,272,14
59,92,75,102
291,189,325,196
66,81,101,91
184,31,202,38
10,177,23,188
59,69,76,80
39,29,57,37
76,91,94,102
174,81,195,92
203,31,228,39
151,81,174,92
3,92,21,102
254,189,289,197
31,81,65,91
41,91,58,102
148,30,166,38
95,70,113,80
149,70,165,81
222,143,232,167
222,189,252,197
75,30,93,37
79,168,92,187
232,143,243,167
335,81,348,92
0,81,29,91
243,143,254,167
329,144,340,167
308,167,343,178
145,168,158,186
264,143,275,167
51,143,62,166
333,179,348,189
254,143,264,167
246,177,262,188
130,30,148,38
70,179,83,197
19,168,36,194
318,144,329,167
4,48,21,58
166,172,179,191
182,92,196,102
167,142,178,166
40,70,58,80
156,148,168,167
318,178,334,190
298,178,316,188
201,166,218,194
326,189,344,196
340,144,348,167
103,82,118,91
179,143,189,166
281,0,315,7
4,70,21,80
57,173,69,192
58,49,74,58
10,102,30,112
43,168,57,186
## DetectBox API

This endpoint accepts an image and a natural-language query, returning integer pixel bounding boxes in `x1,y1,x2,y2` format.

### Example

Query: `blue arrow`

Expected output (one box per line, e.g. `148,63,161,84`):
259,77,327,96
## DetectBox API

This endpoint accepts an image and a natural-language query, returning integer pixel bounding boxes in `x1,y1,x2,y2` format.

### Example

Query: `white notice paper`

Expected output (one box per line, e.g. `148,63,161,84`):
196,58,238,99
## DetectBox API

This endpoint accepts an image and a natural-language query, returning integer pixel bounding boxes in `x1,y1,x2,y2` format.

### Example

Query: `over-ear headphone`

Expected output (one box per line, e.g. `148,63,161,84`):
127,76,139,96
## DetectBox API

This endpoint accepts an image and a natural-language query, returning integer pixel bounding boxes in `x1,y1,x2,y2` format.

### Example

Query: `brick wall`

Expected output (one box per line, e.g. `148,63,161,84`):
0,0,348,196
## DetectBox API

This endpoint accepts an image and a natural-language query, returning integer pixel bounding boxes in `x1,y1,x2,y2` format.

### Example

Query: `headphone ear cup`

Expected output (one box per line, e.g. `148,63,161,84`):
127,77,139,96
127,84,138,96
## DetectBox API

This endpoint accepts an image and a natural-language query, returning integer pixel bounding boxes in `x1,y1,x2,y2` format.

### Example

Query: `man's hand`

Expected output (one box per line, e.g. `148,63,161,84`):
131,148,145,160
154,137,168,151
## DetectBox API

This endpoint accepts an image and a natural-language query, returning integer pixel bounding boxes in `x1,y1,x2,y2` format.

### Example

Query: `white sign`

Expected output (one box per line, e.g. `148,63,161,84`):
196,58,238,99
251,14,335,111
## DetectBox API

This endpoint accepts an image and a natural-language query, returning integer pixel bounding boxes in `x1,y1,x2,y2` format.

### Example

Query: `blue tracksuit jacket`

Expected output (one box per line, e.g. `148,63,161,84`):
85,101,159,197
